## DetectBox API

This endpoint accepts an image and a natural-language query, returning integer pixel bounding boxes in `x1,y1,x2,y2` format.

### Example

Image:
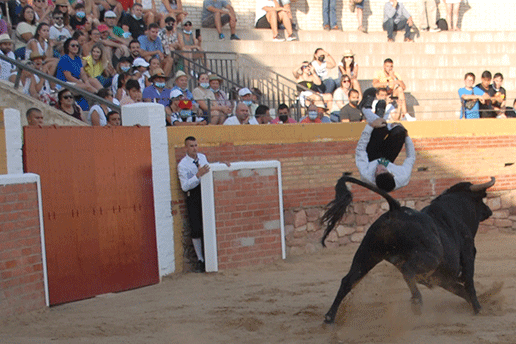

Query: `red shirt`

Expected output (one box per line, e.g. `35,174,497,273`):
300,117,322,124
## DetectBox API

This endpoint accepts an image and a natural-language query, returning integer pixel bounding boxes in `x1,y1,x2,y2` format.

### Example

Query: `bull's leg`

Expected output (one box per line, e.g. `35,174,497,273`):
401,269,423,315
324,248,383,324
461,246,481,314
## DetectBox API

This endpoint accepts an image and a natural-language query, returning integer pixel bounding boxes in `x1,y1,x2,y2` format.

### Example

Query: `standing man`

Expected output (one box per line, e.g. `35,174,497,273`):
322,0,338,30
383,0,414,42
177,136,210,273
458,72,484,119
201,0,240,41
372,58,412,120
419,0,440,32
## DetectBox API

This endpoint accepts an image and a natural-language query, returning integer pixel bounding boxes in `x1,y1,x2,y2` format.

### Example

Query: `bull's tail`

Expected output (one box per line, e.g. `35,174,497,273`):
321,175,401,247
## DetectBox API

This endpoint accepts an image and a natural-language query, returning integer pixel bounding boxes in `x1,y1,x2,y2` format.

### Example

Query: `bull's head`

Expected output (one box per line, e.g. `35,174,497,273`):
469,177,496,222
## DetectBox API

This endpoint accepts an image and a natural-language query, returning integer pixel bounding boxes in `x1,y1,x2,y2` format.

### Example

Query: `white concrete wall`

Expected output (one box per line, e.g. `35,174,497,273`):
3,109,23,174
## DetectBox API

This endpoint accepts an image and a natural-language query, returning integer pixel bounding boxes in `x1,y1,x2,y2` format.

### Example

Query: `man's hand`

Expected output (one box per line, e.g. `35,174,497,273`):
407,17,414,27
196,164,210,178
371,118,387,128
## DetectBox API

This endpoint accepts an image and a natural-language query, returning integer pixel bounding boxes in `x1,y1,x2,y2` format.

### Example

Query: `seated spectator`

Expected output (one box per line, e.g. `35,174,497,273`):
490,73,507,118
293,60,332,108
238,87,259,117
330,75,353,120
82,28,102,58
138,23,174,76
88,88,114,125
97,0,124,19
159,0,188,26
132,56,151,91
120,79,143,105
223,102,259,125
361,87,398,122
300,104,322,124
13,5,37,59
70,3,92,32
103,11,132,59
83,42,115,88
255,0,296,42
49,10,72,55
26,108,44,126
338,49,362,96
311,48,337,94
166,90,207,126
475,70,497,118
383,0,414,42
0,16,8,35
0,34,16,81
106,110,121,126
127,39,142,64
55,89,83,121
178,21,205,72
255,105,272,124
208,74,232,109
97,24,130,64
192,73,231,125
138,0,163,26
122,3,147,40
159,16,182,57
271,103,297,124
32,0,52,24
111,57,132,95
458,72,484,119
72,31,90,58
171,70,198,110
114,71,131,101
201,0,240,41
142,68,171,106
13,61,38,97
372,58,412,120
317,103,331,122
8,0,27,27
30,52,58,106
56,38,102,93
339,88,363,122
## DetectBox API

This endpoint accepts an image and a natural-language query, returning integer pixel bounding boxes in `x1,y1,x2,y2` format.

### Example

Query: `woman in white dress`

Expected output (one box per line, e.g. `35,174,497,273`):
444,0,462,31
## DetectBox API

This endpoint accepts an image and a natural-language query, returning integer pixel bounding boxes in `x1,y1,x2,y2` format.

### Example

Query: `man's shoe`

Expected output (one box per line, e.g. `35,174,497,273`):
332,25,339,30
323,25,330,31
273,36,285,42
375,100,386,118
404,113,417,121
429,27,441,32
286,35,297,41
230,34,240,40
194,260,205,273
404,37,414,42
218,33,225,40
387,38,394,42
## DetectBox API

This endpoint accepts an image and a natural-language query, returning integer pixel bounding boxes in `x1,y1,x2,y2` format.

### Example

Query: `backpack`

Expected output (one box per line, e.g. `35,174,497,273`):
436,18,448,31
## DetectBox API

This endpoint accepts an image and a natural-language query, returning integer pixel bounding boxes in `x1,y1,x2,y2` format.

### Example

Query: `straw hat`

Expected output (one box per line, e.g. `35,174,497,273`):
149,68,167,80
54,0,69,6
342,49,355,57
174,70,187,80
0,33,13,44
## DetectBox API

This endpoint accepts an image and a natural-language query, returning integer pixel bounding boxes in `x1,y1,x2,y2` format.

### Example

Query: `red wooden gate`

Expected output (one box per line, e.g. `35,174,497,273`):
24,126,159,305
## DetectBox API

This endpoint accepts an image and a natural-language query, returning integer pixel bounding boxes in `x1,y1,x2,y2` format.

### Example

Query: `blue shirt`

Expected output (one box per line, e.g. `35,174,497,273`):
459,87,484,119
138,35,164,59
56,54,83,82
142,85,172,107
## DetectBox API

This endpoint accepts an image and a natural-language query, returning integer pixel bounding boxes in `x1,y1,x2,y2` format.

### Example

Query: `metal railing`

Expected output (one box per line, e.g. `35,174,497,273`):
0,53,120,113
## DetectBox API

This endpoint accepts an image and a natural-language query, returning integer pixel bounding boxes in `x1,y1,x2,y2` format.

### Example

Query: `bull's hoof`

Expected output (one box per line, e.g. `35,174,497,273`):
473,304,481,315
410,299,422,315
323,314,335,324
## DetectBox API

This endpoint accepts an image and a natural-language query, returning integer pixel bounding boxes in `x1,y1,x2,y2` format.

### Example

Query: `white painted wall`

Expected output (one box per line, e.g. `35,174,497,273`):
3,109,23,174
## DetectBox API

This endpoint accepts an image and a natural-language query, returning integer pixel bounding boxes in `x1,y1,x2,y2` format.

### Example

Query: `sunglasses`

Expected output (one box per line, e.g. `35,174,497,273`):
62,95,73,99
184,23,192,26
342,80,351,83
54,16,63,20
70,44,79,47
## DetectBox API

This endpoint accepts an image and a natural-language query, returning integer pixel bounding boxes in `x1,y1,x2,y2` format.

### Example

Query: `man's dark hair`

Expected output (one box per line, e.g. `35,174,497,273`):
74,3,85,10
148,23,159,30
107,111,119,120
184,136,196,144
384,58,393,64
129,39,140,47
26,108,41,119
165,16,175,24
348,89,359,98
493,72,503,80
464,72,475,80
125,79,140,91
278,103,289,112
376,172,396,192
481,70,492,79
376,87,388,95
255,105,269,116
97,88,111,99
132,2,143,9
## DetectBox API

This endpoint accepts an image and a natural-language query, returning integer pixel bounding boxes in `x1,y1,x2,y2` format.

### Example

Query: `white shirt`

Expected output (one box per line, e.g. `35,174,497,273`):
0,50,16,81
87,104,111,126
355,125,416,191
255,0,275,24
362,100,396,124
223,116,259,125
177,153,209,192
311,60,329,80
49,25,72,43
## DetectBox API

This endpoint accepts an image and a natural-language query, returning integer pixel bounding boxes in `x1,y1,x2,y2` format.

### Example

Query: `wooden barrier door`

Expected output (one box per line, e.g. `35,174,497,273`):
24,126,159,305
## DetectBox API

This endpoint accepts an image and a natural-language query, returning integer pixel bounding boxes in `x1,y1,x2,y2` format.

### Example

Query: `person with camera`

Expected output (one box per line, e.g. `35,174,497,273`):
311,48,337,94
292,60,333,108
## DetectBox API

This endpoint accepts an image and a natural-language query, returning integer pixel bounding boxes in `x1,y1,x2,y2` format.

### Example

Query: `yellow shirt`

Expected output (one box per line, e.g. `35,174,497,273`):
374,70,402,84
83,55,104,78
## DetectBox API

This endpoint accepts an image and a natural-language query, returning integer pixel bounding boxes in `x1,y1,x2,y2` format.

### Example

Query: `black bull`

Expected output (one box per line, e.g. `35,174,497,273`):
320,176,496,324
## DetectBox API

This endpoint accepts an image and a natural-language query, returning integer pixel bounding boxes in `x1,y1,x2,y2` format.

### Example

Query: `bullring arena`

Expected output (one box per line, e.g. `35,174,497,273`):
3,0,516,343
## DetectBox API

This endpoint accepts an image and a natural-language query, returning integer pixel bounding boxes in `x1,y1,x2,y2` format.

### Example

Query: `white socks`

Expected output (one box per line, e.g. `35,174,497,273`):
192,238,204,262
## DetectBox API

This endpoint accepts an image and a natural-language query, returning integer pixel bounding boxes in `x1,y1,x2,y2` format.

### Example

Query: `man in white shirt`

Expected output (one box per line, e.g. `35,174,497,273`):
355,117,415,192
0,34,16,81
223,102,259,125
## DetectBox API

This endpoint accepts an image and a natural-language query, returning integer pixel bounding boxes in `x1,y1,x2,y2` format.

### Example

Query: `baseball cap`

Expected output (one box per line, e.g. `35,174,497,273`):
238,87,252,97
132,57,149,67
169,89,183,99
104,10,117,18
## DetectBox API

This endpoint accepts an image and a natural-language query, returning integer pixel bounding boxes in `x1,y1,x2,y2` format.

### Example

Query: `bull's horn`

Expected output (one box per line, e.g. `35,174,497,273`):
470,177,496,192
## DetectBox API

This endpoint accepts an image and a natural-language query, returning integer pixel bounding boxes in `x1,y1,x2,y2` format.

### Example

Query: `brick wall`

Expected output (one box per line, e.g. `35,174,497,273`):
213,168,282,270
179,0,516,32
0,179,46,316
168,120,516,270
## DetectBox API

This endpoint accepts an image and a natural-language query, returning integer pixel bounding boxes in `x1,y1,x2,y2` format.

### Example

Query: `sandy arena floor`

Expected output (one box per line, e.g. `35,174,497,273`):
1,231,515,344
